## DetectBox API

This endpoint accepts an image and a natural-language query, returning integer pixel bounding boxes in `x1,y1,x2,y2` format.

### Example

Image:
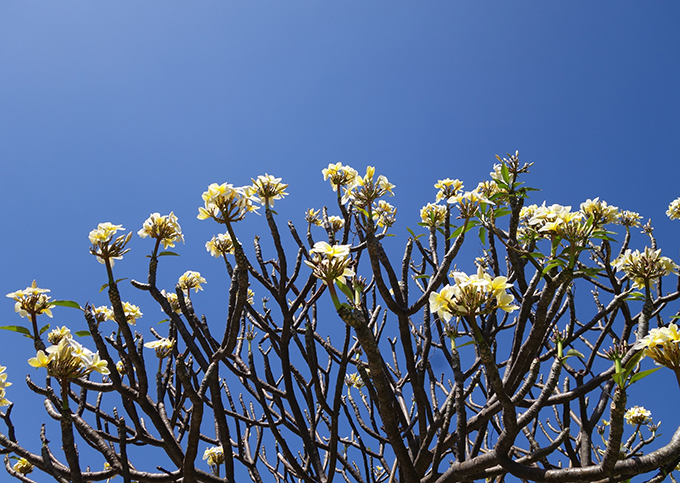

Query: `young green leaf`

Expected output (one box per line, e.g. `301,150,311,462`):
52,300,82,310
0,325,31,336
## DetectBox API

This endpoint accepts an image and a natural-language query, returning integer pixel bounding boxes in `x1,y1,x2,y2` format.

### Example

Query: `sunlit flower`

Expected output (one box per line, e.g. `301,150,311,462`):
116,361,126,375
667,197,680,220
247,288,255,305
612,247,678,289
251,174,288,208
522,202,594,242
0,365,12,406
206,232,235,257
580,198,620,227
490,164,504,182
47,326,72,345
322,163,358,192
327,215,345,233
197,182,258,223
305,208,323,226
305,242,354,285
93,305,113,324
448,189,493,219
345,372,366,389
27,350,51,369
634,322,680,369
29,337,109,379
138,212,184,249
429,266,518,319
342,166,395,208
617,210,642,228
6,280,54,319
476,180,500,199
144,337,175,359
89,222,130,266
122,302,143,325
624,406,652,426
161,290,182,314
434,178,464,203
372,200,397,228
12,457,33,475
310,241,350,259
203,445,225,466
178,271,206,294
89,222,124,245
420,203,447,228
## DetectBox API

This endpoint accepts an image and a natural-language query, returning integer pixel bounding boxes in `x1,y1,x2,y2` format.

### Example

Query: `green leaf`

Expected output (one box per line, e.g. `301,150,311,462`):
158,251,180,257
612,372,623,387
52,300,82,310
157,319,170,325
406,227,425,240
355,206,370,218
99,283,109,293
75,331,92,337
623,350,646,374
478,227,487,246
454,339,478,349
501,163,510,184
542,259,565,274
39,323,51,335
629,367,662,385
413,274,431,280
0,325,31,336
564,348,585,359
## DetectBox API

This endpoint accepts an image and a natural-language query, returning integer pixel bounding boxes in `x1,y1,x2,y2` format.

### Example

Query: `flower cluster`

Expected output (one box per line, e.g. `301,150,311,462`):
178,271,206,294
89,222,131,266
341,166,395,208
611,247,678,289
206,233,235,257
93,303,142,325
345,372,366,389
634,323,680,369
420,203,447,228
6,281,54,319
11,457,33,475
144,337,175,359
197,182,258,224
372,200,397,228
322,163,358,192
617,210,642,228
28,332,110,379
523,203,586,241
0,365,11,406
161,290,182,314
667,197,680,220
624,406,652,426
429,267,518,320
434,178,464,203
203,445,225,467
138,212,184,249
579,198,620,227
448,189,493,219
475,180,500,199
47,326,72,345
250,174,288,208
305,208,323,226
304,242,354,286
327,215,345,233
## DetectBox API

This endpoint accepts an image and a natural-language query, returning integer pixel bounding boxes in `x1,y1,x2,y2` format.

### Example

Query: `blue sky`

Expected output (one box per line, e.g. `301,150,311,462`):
1,1,679,479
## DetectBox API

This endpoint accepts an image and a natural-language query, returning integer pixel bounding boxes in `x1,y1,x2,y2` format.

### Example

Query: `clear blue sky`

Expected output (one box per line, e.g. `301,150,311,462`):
1,1,679,480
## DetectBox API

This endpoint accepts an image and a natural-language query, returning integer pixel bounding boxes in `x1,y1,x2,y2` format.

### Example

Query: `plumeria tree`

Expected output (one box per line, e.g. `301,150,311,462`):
3,154,680,482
